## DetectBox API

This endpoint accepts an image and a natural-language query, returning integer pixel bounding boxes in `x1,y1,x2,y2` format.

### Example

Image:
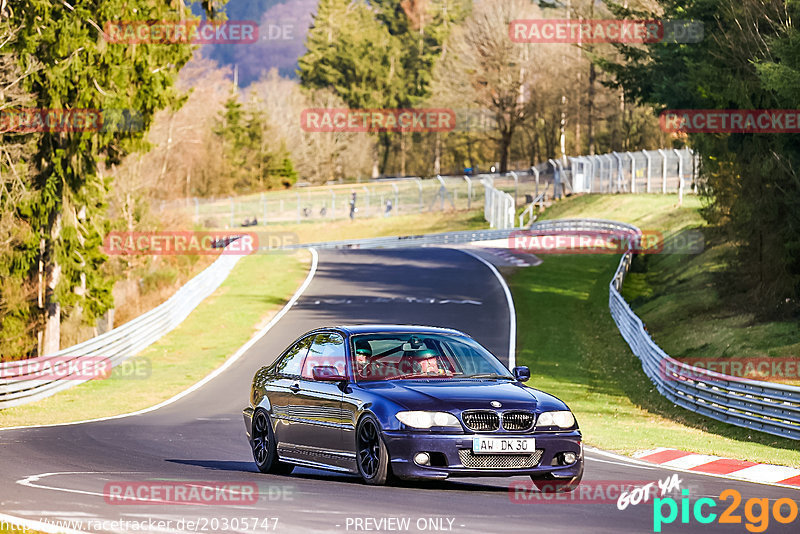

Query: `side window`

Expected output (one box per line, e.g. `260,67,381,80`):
302,333,346,379
275,336,313,377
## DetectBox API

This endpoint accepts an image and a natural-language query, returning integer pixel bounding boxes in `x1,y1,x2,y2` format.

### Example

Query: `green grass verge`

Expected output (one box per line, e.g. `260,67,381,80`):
511,194,800,466
0,251,310,428
259,209,487,244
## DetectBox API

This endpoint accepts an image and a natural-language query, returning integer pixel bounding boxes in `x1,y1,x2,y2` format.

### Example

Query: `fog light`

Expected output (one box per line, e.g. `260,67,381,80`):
414,452,431,466
562,452,577,465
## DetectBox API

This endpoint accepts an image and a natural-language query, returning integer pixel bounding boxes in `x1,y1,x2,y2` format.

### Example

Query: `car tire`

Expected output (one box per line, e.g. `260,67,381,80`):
530,463,583,493
251,409,294,475
356,415,391,485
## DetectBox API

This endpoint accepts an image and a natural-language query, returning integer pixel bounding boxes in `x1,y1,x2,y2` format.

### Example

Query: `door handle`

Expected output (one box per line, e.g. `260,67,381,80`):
289,383,300,393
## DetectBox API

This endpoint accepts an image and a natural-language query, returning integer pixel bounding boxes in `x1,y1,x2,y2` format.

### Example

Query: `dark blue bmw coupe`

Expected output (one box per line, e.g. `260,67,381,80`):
243,325,583,490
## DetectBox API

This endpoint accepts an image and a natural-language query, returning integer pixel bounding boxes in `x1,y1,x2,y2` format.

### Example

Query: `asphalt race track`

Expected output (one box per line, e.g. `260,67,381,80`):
1,248,798,534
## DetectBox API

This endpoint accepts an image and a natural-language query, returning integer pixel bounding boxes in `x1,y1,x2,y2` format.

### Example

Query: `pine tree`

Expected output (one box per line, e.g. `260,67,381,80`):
603,0,800,315
0,16,40,359
4,0,226,356
299,0,407,110
372,0,469,105
272,157,298,188
214,96,295,192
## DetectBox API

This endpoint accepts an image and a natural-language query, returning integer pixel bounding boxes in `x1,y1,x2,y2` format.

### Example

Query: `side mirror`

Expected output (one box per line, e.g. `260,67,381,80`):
312,366,346,382
512,366,530,382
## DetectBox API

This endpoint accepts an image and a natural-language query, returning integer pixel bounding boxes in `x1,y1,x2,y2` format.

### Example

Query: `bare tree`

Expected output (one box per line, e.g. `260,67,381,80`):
247,70,374,184
430,0,544,172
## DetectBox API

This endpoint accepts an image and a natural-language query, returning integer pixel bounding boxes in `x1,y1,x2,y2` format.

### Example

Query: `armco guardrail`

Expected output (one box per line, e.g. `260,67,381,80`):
610,252,800,440
525,218,800,439
542,218,800,440
0,246,245,410
278,228,518,251
528,218,640,237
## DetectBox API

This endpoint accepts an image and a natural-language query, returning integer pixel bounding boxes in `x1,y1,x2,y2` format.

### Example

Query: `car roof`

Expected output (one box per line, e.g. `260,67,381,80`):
329,324,468,336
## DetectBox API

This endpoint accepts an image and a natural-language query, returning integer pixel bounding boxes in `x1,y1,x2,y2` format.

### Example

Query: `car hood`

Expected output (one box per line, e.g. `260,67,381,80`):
359,379,569,413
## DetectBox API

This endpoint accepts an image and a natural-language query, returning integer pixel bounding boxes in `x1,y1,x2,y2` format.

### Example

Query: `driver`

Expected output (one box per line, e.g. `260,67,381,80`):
412,349,442,375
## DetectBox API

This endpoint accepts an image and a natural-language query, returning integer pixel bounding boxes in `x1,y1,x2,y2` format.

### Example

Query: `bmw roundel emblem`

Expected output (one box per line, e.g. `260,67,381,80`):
490,400,502,408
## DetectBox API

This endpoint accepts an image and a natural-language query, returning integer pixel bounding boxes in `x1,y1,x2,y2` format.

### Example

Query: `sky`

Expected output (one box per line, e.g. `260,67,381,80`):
197,0,318,85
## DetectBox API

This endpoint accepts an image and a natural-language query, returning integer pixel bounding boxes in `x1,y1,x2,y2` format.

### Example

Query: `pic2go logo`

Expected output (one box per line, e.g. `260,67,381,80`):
653,488,799,532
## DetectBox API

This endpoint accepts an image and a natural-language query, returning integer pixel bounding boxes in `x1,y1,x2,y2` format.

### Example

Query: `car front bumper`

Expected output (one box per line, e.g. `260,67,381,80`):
382,430,583,480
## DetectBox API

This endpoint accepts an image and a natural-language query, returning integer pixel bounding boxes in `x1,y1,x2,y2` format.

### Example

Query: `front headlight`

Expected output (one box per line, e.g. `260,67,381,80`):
395,411,461,429
536,410,575,429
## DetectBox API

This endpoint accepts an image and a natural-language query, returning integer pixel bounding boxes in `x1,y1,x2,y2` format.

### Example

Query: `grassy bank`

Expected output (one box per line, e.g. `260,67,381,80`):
621,243,800,388
537,193,704,231
511,194,800,466
544,195,800,382
0,251,309,428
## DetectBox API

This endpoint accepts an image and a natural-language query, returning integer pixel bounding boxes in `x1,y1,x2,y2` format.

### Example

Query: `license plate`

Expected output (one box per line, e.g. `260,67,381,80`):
472,437,535,454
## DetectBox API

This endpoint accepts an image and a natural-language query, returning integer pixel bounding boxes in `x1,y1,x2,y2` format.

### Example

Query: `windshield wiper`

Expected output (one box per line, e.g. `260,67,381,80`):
385,372,455,380
464,373,515,380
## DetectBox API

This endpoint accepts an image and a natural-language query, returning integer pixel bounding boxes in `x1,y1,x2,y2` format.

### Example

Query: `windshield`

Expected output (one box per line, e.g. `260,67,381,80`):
351,333,513,382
